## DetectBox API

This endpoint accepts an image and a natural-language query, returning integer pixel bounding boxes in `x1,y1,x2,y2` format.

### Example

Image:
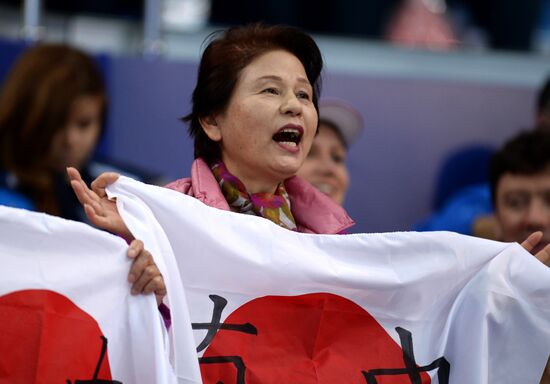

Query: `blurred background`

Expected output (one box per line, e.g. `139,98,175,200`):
1,0,550,233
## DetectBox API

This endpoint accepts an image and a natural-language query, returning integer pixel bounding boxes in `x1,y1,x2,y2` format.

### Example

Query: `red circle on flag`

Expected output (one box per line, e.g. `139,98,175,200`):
0,289,115,383
201,292,433,383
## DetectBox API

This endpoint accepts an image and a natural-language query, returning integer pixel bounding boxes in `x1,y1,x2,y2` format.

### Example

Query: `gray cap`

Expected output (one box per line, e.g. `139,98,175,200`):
318,99,364,147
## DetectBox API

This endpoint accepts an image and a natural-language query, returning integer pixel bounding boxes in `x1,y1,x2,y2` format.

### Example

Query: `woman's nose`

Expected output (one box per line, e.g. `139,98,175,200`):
280,94,302,116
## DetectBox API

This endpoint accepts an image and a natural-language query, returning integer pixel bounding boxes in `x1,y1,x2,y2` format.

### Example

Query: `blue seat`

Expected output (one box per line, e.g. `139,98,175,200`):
433,144,495,210
0,38,28,85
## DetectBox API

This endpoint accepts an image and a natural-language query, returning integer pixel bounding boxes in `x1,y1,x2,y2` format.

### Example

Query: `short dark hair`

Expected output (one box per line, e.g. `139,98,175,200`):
489,130,550,206
183,23,323,164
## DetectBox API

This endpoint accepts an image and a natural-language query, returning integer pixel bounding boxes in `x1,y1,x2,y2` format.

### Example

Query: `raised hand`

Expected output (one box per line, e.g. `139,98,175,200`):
67,167,132,240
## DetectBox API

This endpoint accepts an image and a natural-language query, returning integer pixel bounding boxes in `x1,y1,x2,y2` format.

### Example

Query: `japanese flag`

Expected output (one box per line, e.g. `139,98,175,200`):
110,176,550,384
0,206,176,383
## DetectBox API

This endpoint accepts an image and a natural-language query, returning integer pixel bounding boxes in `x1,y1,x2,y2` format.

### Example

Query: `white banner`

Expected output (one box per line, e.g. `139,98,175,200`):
109,176,550,384
0,206,175,383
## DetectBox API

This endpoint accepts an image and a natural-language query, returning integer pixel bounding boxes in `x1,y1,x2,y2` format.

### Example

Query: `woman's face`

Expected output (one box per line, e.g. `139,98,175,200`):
297,124,350,205
49,95,102,172
202,49,318,193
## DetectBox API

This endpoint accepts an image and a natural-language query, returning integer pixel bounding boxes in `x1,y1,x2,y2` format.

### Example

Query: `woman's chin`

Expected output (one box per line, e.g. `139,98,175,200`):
267,152,300,170
268,164,301,183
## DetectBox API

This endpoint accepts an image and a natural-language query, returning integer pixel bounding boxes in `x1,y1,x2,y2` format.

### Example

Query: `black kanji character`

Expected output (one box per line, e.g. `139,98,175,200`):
192,294,257,352
199,355,246,384
362,327,450,384
193,295,258,384
67,335,122,384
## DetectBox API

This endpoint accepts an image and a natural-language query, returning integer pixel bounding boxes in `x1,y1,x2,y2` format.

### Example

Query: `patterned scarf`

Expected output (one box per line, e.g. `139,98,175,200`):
211,161,297,231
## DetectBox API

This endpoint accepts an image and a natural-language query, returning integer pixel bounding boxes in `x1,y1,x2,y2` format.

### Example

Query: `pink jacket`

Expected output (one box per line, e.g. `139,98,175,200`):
165,158,354,234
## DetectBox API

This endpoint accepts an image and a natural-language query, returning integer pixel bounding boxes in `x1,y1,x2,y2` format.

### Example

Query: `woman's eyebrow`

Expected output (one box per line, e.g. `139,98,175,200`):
255,75,311,87
255,75,282,83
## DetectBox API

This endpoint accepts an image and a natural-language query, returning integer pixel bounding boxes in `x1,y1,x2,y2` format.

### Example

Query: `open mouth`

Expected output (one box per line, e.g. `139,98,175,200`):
272,127,303,147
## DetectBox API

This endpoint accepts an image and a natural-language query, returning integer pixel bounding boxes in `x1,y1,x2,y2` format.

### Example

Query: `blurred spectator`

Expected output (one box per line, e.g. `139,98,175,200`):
490,129,550,383
416,74,550,236
0,43,160,222
209,0,543,51
490,130,550,256
297,99,363,206
385,0,458,50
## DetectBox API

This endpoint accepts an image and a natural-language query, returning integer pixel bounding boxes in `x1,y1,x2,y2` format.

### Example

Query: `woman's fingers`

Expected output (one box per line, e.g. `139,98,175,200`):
68,166,118,205
72,180,97,207
127,239,144,259
91,172,120,197
68,168,102,208
127,242,154,286
126,241,167,301
143,276,166,295
131,264,157,294
68,167,129,235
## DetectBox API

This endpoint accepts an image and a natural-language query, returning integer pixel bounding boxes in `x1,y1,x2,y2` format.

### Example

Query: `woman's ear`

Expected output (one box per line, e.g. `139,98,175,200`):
199,115,222,142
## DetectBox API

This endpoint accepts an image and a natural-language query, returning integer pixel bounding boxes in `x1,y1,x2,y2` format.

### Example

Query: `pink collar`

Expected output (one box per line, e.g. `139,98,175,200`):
185,158,355,234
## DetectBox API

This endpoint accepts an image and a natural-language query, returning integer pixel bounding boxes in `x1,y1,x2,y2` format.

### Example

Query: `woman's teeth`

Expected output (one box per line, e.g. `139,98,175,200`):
279,141,297,147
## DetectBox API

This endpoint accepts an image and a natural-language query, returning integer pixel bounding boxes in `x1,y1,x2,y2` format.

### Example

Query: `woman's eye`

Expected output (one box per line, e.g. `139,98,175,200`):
262,87,278,95
296,91,310,100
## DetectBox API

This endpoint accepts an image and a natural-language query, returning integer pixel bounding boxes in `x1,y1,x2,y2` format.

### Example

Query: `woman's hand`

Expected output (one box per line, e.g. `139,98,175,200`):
127,239,167,305
67,167,132,240
521,231,550,266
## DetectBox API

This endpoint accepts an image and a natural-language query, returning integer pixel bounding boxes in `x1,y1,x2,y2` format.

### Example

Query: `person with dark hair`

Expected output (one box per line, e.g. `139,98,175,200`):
0,43,161,221
69,23,353,240
490,130,550,256
68,23,354,308
490,129,550,383
297,99,364,206
415,74,550,239
0,44,106,219
0,43,165,303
